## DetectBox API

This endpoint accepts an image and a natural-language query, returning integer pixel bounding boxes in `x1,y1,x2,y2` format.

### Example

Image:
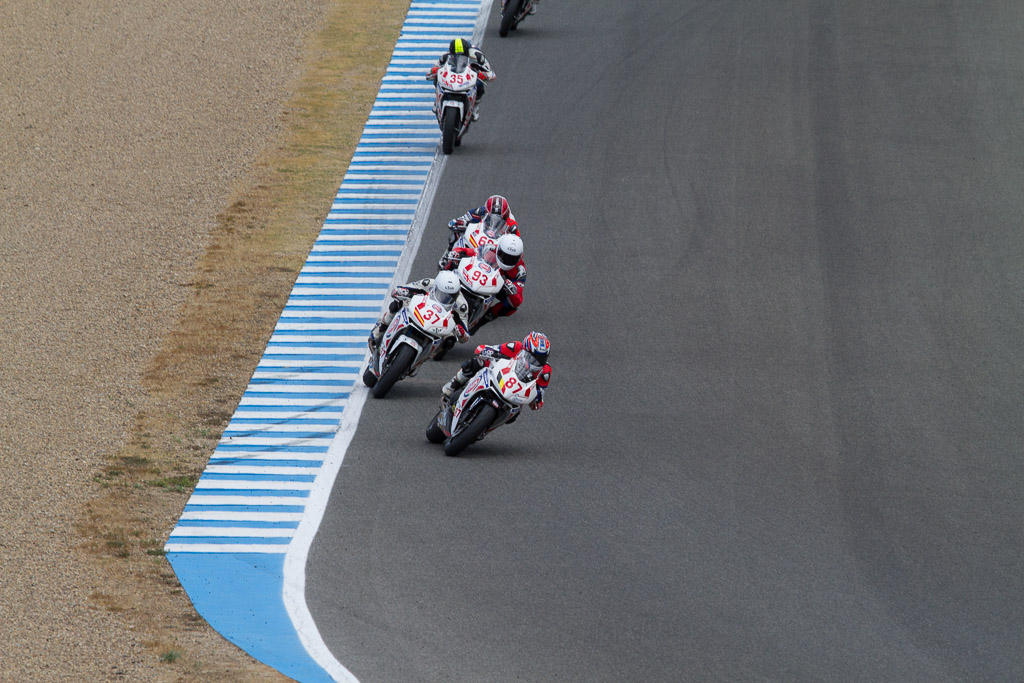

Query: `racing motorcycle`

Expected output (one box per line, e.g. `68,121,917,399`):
432,53,480,154
443,213,510,260
362,288,464,398
499,0,536,37
426,349,541,456
450,246,505,332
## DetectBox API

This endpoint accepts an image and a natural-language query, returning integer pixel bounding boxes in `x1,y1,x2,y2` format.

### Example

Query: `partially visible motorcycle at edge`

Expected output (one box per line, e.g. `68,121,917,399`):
499,0,535,37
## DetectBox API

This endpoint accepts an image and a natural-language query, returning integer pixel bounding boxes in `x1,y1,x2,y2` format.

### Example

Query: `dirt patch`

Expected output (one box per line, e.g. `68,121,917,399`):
0,0,410,679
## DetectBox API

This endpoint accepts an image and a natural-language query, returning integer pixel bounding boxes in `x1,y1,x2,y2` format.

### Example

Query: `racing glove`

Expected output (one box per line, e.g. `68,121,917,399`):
439,250,459,270
501,279,518,298
531,387,545,410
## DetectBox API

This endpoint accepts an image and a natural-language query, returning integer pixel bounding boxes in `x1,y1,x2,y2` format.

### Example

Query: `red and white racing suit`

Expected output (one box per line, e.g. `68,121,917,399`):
443,341,551,410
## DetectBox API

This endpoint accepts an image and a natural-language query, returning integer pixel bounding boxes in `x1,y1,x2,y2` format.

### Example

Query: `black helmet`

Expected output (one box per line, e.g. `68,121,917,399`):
449,38,470,55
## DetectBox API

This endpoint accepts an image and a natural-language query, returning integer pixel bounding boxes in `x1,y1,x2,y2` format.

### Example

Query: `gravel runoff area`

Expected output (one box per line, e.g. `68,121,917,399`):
0,1,335,679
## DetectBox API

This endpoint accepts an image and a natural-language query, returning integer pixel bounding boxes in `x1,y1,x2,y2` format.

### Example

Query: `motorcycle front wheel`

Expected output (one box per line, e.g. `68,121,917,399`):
425,410,446,444
499,0,522,37
444,403,496,456
441,107,459,154
371,344,416,399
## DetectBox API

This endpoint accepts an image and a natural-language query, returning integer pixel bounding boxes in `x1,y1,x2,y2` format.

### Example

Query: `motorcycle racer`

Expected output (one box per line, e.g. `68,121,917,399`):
441,233,526,333
427,38,495,122
441,331,551,410
446,194,520,248
368,271,469,351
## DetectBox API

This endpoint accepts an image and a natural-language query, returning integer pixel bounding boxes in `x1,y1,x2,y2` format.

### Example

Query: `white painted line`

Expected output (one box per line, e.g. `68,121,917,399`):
208,449,328,459
195,480,315,491
180,511,305,522
165,544,288,554
204,465,322,476
186,495,308,506
171,527,297,537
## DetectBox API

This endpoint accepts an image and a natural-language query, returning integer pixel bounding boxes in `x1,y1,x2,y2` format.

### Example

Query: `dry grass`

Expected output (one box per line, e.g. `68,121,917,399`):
78,0,413,678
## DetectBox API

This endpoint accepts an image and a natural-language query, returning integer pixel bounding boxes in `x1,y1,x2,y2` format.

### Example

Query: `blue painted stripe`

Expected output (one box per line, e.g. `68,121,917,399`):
169,537,293,545
285,292,389,298
277,316,375,324
175,519,303,528
199,458,325,467
267,343,365,351
200,473,320,482
193,489,311,498
224,420,337,428
299,260,399,267
241,390,349,399
245,379,355,387
274,313,382,317
184,505,307,513
233,402,346,410
214,444,329,453
166,554,334,682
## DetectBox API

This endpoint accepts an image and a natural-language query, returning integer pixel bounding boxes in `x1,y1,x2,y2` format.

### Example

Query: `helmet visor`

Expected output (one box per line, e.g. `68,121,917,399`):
514,351,543,381
431,286,458,308
497,249,518,269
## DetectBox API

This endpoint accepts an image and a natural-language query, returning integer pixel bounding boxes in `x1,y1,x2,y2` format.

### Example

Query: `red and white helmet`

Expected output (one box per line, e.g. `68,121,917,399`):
523,331,550,363
485,194,511,221
495,233,523,269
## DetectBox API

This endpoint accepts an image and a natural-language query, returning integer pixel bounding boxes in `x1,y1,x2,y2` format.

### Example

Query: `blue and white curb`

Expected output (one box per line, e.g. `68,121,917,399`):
165,2,490,681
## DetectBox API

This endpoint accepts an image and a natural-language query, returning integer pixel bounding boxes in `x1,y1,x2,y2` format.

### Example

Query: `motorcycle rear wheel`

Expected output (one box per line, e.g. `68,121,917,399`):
499,0,521,37
441,107,459,154
361,366,377,388
444,403,497,456
425,410,446,443
371,345,416,399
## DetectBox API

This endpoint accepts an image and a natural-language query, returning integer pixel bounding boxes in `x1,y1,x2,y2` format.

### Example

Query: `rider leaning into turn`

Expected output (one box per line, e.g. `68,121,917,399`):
441,331,552,410
368,271,470,350
446,194,520,248
427,38,496,122
441,233,526,334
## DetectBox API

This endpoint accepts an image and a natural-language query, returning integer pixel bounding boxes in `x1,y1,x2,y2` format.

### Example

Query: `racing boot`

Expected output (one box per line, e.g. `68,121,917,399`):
368,321,385,351
433,335,457,361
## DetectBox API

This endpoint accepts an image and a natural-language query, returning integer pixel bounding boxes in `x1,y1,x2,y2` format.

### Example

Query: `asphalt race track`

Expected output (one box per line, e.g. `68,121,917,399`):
307,1,1024,679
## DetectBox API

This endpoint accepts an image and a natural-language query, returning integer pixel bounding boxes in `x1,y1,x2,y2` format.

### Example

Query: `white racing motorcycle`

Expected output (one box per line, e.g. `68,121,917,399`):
444,213,510,256
363,282,465,399
432,53,480,154
426,349,541,456
452,247,505,332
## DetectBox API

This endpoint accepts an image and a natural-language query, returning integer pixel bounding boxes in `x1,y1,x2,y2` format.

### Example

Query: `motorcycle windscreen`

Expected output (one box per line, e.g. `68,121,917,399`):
447,53,471,73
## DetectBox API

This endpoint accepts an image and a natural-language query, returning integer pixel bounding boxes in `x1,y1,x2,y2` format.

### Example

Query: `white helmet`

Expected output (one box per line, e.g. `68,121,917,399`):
431,270,461,308
495,233,523,269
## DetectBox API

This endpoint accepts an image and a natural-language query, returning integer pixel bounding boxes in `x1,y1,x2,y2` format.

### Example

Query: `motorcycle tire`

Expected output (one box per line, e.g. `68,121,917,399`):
361,366,378,388
370,345,416,399
441,107,459,154
499,0,521,37
425,411,446,444
444,403,496,456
